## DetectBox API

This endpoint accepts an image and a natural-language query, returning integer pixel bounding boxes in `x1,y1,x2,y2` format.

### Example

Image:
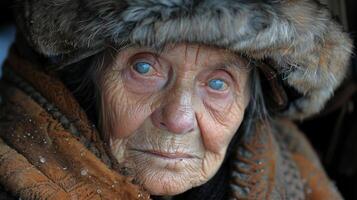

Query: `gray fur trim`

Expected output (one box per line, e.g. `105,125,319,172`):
14,0,353,119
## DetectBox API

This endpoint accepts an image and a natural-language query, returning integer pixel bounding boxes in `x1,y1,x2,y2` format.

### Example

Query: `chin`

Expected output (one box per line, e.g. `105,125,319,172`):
108,130,225,196
124,149,208,196
139,168,200,196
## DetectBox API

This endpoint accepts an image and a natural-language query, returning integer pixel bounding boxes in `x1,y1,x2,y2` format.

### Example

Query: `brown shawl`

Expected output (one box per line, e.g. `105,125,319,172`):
0,52,150,200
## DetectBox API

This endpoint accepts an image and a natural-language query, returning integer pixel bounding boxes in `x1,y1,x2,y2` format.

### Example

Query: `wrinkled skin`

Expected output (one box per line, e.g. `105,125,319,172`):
98,44,251,195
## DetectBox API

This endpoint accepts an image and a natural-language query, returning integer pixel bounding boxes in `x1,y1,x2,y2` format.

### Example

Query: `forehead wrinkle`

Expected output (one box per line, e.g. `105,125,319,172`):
180,44,203,71
184,44,188,67
194,45,201,66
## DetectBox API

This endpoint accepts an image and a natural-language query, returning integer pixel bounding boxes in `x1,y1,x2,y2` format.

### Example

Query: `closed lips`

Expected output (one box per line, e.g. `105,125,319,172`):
132,149,196,159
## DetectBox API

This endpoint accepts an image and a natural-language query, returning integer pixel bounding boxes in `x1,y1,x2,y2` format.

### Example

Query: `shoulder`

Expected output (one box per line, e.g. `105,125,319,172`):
271,118,344,200
271,118,321,165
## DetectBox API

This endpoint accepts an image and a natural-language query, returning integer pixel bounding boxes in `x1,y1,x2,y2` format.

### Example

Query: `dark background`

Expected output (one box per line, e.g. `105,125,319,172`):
0,1,15,70
1,0,356,199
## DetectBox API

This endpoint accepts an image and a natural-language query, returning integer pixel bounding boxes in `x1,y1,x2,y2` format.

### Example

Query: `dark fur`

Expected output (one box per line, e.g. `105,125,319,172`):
14,0,353,119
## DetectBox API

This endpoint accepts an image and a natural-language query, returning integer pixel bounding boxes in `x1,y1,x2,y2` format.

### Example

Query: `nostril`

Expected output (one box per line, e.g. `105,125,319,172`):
187,128,194,133
159,122,166,128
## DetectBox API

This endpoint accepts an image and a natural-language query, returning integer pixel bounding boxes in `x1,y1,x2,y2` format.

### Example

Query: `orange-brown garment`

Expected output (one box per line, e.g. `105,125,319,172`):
275,119,344,200
229,119,344,200
0,61,150,199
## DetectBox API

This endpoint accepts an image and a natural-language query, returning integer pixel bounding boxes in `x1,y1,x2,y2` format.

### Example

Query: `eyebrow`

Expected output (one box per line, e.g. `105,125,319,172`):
207,57,252,72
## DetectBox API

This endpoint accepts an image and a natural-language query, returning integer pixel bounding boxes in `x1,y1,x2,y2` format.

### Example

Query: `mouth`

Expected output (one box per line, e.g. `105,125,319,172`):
132,149,197,159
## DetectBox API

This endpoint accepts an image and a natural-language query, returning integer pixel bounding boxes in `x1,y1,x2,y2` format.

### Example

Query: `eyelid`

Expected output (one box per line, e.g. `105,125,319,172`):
128,52,159,68
212,68,241,93
202,70,241,99
128,53,170,80
130,54,158,73
131,61,162,78
207,70,232,84
215,66,237,80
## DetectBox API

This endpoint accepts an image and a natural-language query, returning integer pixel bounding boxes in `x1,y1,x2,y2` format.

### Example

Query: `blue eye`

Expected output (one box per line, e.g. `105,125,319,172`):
208,79,227,91
133,62,152,74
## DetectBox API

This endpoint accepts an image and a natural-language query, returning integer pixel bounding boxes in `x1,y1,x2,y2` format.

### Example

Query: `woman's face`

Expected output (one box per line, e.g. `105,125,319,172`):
99,44,251,195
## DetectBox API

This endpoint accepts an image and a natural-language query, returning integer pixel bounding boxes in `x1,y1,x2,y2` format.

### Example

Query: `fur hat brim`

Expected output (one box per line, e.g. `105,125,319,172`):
14,0,353,119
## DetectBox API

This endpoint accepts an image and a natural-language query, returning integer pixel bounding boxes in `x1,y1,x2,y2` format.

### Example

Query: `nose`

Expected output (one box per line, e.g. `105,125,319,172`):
151,91,195,134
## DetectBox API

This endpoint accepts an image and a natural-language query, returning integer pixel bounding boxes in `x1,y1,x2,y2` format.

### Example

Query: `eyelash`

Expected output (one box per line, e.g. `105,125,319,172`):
208,69,232,83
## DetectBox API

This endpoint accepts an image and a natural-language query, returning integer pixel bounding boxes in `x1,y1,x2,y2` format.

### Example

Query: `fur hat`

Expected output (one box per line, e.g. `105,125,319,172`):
14,0,353,119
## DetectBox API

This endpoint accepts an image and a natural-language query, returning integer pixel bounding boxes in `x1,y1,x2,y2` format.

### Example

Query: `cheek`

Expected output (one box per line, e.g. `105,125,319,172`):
100,80,154,139
197,100,245,154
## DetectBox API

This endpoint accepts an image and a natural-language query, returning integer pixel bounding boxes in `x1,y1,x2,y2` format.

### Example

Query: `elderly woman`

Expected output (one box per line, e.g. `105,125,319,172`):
0,0,353,199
